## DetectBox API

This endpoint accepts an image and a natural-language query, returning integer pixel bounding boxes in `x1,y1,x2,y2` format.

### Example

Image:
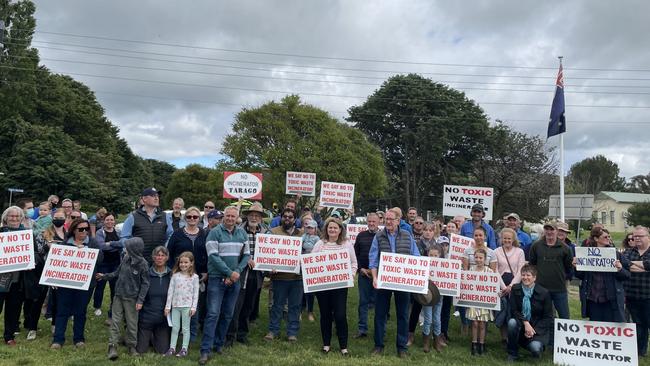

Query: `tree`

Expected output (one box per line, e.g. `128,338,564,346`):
143,159,177,194
566,155,626,194
627,173,650,193
220,95,387,210
348,74,490,212
162,164,225,209
471,123,558,221
626,202,650,228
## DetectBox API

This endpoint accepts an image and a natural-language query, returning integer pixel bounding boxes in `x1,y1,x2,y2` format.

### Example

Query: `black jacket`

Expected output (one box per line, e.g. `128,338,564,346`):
167,227,208,274
139,265,172,329
509,283,554,345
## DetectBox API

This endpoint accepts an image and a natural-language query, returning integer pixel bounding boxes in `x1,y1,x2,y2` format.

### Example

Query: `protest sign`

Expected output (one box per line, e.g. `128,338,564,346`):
448,233,474,261
346,224,384,244
285,171,316,196
319,181,355,210
0,229,35,274
301,249,353,293
253,234,302,274
554,319,637,366
223,171,263,200
453,270,501,311
428,257,462,297
442,185,494,220
575,247,618,272
39,244,100,290
376,253,429,294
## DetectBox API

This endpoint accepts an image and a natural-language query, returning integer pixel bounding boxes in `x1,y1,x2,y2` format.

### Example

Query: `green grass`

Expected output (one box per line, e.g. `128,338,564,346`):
1,282,648,366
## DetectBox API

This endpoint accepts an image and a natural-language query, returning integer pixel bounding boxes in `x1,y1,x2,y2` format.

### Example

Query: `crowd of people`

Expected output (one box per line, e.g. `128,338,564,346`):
1,191,649,364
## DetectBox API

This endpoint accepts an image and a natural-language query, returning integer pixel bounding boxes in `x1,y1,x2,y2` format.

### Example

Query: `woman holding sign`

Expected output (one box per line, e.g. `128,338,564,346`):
573,227,630,322
51,218,103,349
0,206,28,346
311,217,358,356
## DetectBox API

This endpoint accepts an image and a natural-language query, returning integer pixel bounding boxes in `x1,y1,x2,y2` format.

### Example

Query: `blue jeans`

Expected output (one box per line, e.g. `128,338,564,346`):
200,278,240,354
548,291,570,319
374,289,410,352
422,298,442,336
357,275,376,334
507,318,544,358
269,280,303,337
52,288,90,345
628,298,650,356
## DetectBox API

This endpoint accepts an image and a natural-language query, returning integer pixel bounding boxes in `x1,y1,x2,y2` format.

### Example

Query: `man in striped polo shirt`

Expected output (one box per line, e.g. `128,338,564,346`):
199,206,250,365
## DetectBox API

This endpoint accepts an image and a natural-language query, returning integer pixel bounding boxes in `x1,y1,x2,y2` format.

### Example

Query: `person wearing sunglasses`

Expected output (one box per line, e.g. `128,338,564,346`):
201,201,215,229
51,218,103,350
573,227,630,323
166,206,208,342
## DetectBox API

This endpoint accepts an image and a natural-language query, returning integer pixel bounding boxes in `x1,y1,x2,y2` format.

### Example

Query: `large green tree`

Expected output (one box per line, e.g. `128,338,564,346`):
471,123,558,221
220,95,387,212
566,155,626,194
626,202,650,228
348,74,490,212
627,173,650,194
162,164,225,210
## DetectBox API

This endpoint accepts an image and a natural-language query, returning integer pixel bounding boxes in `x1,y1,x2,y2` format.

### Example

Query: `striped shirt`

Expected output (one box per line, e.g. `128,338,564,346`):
205,223,250,279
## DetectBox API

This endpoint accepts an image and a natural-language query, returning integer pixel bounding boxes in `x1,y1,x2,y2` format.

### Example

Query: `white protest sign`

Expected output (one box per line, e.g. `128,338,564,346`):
346,224,384,244
285,171,316,196
39,244,99,290
442,185,494,221
253,234,302,274
319,181,355,210
223,171,263,200
376,252,429,294
453,270,501,310
429,257,462,297
301,249,353,293
554,319,637,366
575,247,618,272
448,233,474,261
0,229,35,274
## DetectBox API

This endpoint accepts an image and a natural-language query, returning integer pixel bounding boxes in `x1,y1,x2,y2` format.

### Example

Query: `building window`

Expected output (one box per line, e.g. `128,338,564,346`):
601,212,607,224
610,211,615,225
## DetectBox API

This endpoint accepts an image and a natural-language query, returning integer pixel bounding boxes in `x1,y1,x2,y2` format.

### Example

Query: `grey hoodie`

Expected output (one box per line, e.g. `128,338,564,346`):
103,237,150,304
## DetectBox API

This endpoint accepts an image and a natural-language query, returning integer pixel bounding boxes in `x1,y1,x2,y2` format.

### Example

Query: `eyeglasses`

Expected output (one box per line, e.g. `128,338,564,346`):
204,205,215,209
601,235,611,239
71,216,80,219
62,205,73,209
385,218,396,221
414,222,424,225
634,235,648,239
282,215,295,220
186,215,200,220
76,227,89,232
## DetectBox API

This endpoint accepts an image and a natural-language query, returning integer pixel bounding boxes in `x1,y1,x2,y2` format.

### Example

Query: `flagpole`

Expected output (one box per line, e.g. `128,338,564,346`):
558,56,565,222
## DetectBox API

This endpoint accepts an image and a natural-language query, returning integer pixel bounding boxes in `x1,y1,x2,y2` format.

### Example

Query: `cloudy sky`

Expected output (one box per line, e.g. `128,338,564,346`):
30,0,650,179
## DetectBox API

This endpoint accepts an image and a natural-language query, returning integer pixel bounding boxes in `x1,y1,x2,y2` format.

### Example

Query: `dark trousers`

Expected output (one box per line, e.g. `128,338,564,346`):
408,297,422,333
628,298,650,356
24,285,48,331
357,275,376,334
316,288,349,349
249,287,261,322
587,300,623,323
52,287,90,345
440,296,453,338
136,322,171,354
374,289,410,352
228,271,260,342
302,293,315,312
0,282,23,342
507,318,544,357
93,261,119,317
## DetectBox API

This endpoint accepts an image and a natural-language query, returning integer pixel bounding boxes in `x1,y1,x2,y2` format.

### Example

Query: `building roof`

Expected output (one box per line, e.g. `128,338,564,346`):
597,191,650,203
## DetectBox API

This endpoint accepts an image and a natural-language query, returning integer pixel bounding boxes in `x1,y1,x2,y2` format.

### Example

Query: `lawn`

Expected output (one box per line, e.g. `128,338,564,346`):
0,281,647,366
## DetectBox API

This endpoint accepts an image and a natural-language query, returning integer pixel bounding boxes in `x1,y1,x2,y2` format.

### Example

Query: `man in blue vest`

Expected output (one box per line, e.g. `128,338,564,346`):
120,187,173,265
460,203,497,249
369,209,420,358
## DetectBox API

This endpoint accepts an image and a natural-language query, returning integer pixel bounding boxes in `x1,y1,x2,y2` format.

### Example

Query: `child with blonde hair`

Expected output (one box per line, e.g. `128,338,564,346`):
164,251,200,357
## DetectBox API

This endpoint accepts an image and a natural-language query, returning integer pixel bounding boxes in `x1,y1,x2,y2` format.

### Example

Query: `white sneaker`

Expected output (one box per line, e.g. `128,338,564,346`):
27,330,37,340
453,311,460,317
94,308,102,316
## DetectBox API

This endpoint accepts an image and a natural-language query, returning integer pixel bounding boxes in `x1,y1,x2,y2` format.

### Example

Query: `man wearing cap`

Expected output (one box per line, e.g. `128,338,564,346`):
503,213,532,257
206,210,224,232
201,201,216,229
528,221,573,319
227,202,270,345
120,187,173,266
556,221,576,282
353,212,380,338
269,199,303,229
369,209,420,358
460,204,497,249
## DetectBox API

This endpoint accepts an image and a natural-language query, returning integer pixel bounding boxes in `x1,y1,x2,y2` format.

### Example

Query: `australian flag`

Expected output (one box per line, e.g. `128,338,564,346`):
547,64,566,138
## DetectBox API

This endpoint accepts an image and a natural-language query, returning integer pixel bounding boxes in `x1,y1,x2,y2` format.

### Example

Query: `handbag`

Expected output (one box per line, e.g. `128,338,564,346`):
501,248,515,286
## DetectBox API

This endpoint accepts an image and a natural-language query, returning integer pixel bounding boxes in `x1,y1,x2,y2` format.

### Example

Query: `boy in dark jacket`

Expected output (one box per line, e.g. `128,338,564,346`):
97,237,150,360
